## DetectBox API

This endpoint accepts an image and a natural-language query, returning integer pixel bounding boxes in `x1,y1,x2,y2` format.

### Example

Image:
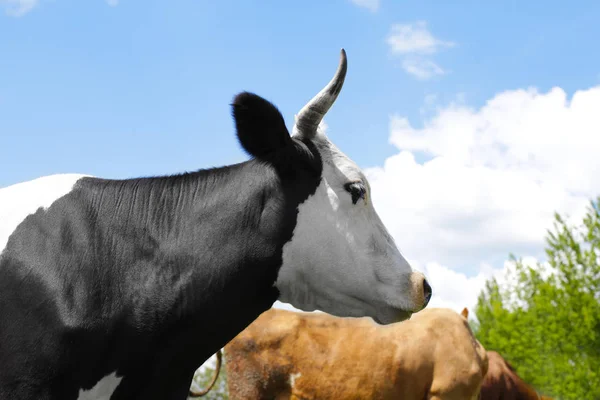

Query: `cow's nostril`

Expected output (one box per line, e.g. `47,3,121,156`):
423,279,432,308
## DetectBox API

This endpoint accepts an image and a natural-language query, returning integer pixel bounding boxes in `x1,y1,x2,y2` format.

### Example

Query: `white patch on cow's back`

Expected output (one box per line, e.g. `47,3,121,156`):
77,371,122,400
0,173,90,255
289,372,302,388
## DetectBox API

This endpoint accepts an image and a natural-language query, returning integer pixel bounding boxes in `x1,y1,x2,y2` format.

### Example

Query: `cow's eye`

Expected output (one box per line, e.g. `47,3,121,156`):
344,182,367,205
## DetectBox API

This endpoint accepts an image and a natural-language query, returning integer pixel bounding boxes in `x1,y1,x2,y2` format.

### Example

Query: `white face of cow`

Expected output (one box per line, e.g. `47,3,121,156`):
274,50,431,325
275,127,430,324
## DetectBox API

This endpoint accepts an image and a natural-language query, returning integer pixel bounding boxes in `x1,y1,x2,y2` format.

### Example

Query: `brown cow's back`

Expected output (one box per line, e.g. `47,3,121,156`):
225,307,488,400
480,350,550,400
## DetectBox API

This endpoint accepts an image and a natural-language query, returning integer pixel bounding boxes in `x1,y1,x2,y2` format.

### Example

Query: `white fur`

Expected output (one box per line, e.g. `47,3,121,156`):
77,372,122,400
289,372,302,388
0,174,89,256
276,130,425,324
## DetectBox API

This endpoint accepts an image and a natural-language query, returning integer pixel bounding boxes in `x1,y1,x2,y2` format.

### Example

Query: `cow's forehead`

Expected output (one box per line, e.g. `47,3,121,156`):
311,134,368,186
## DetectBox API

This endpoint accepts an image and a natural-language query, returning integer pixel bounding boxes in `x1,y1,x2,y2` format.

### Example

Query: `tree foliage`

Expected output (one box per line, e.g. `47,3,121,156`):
474,198,600,399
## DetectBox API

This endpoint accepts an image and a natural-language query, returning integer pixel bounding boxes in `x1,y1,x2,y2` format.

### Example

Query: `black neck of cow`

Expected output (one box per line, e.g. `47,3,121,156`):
65,140,321,369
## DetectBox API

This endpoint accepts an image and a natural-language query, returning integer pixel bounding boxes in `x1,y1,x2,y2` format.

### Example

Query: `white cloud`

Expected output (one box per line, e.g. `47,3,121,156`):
387,21,454,55
401,58,446,80
387,21,454,81
106,0,118,6
414,261,501,316
413,256,551,319
366,85,600,275
273,301,303,312
1,0,38,16
349,0,379,12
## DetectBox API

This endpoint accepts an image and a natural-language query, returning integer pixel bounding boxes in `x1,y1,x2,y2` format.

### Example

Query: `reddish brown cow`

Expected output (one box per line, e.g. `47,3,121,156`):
222,307,489,400
478,350,554,400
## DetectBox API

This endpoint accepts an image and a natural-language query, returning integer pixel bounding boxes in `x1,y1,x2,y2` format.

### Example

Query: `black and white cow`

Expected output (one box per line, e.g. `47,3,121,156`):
0,50,431,400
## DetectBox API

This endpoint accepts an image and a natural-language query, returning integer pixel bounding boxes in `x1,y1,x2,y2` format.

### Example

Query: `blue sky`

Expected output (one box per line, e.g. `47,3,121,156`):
2,0,599,188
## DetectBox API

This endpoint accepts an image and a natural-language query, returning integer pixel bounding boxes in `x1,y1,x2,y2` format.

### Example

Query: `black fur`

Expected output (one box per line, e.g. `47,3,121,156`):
0,93,323,400
232,92,291,161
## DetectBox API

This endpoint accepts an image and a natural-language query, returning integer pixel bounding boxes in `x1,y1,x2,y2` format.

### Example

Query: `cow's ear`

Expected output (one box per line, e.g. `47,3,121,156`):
232,92,292,160
461,307,469,319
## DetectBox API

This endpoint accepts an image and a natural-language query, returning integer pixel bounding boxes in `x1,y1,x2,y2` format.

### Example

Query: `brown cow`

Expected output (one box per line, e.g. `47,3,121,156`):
223,307,489,400
459,308,552,400
479,350,553,400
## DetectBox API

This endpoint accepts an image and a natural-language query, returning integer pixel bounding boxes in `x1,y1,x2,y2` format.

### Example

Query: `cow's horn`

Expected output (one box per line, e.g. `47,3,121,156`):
293,49,347,138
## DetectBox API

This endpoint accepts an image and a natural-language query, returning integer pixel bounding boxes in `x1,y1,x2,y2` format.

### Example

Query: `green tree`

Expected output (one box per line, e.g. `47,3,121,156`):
474,198,600,400
189,351,229,400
